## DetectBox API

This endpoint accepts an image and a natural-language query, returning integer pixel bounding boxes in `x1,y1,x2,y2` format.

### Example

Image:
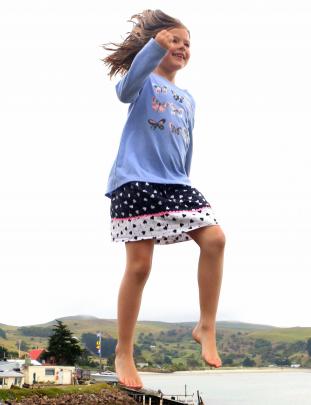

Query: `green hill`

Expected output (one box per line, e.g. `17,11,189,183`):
1,316,310,369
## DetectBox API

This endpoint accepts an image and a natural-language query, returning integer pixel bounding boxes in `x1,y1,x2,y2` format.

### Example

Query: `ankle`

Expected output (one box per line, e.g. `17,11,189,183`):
197,320,216,331
115,344,134,357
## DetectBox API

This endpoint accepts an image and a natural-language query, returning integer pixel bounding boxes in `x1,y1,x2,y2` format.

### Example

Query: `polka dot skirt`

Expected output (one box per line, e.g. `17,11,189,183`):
110,181,219,245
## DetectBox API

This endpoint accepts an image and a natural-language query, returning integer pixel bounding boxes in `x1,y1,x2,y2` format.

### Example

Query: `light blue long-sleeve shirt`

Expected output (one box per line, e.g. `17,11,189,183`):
105,37,196,198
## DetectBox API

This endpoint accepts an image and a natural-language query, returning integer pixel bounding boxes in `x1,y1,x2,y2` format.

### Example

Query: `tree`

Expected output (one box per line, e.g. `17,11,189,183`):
76,348,98,368
0,328,7,339
0,346,18,359
163,355,172,365
0,346,7,358
106,353,115,368
43,320,82,365
275,357,291,366
18,326,52,338
16,340,29,352
186,356,201,368
222,354,234,366
307,338,311,357
242,357,256,367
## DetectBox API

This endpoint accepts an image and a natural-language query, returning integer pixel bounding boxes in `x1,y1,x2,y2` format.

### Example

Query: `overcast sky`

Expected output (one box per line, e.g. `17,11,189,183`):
0,0,310,328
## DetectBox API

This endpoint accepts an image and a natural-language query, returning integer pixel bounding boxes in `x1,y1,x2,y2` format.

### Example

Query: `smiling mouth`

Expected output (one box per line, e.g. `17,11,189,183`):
172,53,185,60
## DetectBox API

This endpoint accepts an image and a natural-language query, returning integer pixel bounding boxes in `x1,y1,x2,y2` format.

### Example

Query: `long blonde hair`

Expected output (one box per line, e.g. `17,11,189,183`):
101,9,188,78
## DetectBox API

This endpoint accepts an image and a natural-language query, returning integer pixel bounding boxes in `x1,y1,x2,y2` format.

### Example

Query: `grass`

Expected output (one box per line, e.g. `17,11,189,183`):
248,327,311,343
0,383,112,401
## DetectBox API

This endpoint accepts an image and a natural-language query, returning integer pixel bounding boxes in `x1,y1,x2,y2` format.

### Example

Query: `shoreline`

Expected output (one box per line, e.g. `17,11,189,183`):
139,367,311,375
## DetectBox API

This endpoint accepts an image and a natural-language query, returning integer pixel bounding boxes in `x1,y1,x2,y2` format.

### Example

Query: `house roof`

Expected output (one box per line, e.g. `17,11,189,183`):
7,359,42,366
0,370,23,378
29,349,45,360
0,361,20,372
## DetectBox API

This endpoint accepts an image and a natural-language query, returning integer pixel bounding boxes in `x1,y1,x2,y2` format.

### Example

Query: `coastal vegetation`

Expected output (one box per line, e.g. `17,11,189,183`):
0,383,135,404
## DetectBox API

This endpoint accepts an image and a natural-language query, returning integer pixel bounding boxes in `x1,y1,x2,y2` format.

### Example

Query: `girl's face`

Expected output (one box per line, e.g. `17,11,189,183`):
159,27,191,72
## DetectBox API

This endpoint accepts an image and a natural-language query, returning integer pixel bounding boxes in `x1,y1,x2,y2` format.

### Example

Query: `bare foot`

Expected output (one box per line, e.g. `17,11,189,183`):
115,348,143,389
192,323,222,368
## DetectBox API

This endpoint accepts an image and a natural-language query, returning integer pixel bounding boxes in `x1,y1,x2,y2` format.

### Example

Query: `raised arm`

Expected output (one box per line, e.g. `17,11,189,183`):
116,36,169,103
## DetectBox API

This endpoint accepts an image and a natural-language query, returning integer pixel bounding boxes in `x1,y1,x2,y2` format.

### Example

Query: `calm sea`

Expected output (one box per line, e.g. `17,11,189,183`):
140,369,311,405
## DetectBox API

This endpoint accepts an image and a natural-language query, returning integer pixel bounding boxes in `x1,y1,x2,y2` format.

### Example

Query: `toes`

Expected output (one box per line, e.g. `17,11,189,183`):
118,377,126,385
128,378,135,388
132,378,143,389
131,378,143,389
119,376,131,388
202,354,222,368
119,377,142,390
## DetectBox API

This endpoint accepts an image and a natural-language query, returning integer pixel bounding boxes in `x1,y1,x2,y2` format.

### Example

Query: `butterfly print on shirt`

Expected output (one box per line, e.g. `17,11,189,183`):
148,118,166,130
171,90,184,103
169,103,183,117
169,122,183,135
169,122,190,146
153,84,168,94
152,96,169,112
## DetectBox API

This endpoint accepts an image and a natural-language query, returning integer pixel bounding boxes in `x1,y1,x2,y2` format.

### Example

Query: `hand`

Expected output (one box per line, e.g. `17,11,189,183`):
154,29,174,50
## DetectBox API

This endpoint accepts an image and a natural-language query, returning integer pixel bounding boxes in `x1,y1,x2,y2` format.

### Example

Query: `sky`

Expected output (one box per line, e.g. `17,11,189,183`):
0,0,310,328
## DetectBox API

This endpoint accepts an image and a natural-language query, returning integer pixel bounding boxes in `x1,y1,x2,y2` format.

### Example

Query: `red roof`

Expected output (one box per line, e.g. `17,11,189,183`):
29,349,45,360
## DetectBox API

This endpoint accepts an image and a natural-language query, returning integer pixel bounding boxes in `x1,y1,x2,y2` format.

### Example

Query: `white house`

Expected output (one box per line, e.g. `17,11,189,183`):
137,362,149,368
23,365,75,385
7,359,42,366
0,370,24,389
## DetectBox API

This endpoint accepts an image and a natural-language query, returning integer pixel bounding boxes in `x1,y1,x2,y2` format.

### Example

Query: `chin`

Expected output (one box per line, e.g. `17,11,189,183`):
176,63,187,71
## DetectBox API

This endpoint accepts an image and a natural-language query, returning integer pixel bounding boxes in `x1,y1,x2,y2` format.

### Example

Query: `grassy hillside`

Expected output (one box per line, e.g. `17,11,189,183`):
1,316,310,369
248,327,311,343
1,316,310,348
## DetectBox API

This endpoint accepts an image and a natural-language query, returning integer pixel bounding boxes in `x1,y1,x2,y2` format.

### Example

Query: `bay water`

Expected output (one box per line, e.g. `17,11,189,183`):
140,369,311,405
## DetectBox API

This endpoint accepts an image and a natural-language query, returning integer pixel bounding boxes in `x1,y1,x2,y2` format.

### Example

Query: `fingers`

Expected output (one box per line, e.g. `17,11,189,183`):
154,29,174,50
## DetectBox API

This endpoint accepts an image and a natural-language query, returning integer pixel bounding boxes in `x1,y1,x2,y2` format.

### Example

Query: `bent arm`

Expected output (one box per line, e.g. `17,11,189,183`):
185,97,196,177
185,128,193,177
116,38,167,103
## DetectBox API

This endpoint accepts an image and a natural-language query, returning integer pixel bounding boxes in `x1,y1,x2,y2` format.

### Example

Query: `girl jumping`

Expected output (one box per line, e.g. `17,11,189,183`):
102,9,226,389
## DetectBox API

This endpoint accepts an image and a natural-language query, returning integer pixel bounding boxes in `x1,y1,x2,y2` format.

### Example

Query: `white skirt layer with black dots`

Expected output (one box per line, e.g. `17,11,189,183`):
110,181,219,245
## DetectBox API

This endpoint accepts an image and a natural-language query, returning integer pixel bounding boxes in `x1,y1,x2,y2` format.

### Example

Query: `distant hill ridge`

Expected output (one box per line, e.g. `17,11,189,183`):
0,315,309,331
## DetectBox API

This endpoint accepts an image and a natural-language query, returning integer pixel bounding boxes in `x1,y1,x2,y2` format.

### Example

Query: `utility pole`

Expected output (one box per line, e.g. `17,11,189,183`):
96,332,102,371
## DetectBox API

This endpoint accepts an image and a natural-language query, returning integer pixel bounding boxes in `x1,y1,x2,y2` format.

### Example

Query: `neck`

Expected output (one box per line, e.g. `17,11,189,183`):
153,66,177,84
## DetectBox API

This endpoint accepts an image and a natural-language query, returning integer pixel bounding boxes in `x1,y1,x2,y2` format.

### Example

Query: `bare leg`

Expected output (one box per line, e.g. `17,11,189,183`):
115,238,155,389
186,225,225,368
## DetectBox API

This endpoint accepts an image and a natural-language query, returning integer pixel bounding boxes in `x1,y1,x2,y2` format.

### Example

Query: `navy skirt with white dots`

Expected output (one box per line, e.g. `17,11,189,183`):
110,181,219,245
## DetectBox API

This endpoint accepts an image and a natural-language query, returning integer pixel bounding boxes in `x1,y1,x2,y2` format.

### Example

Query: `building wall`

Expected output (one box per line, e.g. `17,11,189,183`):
0,376,24,389
23,366,75,385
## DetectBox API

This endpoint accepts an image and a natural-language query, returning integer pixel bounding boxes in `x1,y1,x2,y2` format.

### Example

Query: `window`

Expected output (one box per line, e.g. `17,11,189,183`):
14,377,22,385
45,368,55,376
0,377,6,385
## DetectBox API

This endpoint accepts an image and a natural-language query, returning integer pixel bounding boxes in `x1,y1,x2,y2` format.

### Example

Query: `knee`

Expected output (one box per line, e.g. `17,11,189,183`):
202,228,226,255
125,257,152,283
